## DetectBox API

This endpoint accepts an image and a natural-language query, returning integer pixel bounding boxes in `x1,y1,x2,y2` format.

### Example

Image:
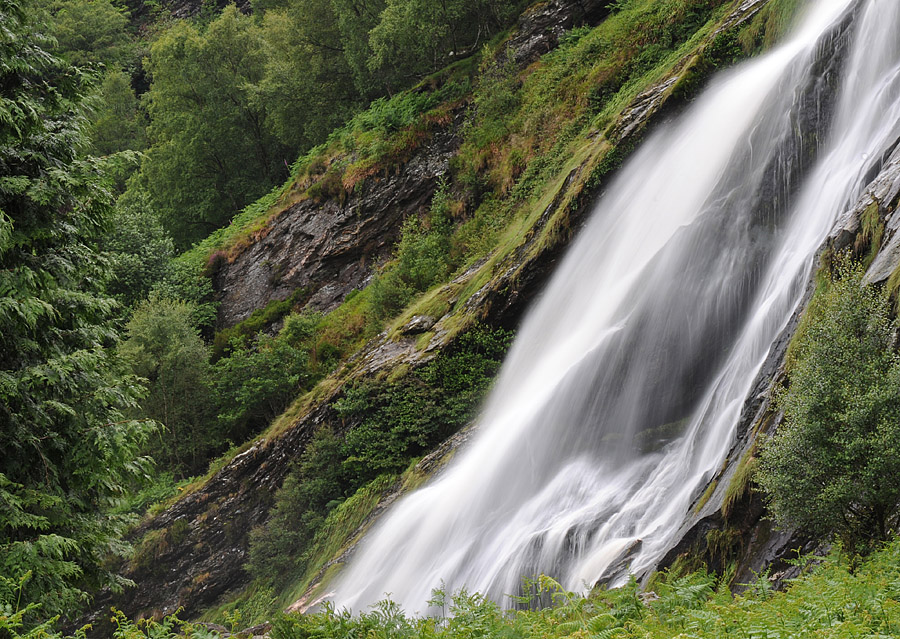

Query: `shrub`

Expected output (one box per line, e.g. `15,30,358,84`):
757,259,900,551
120,297,220,477
210,334,311,442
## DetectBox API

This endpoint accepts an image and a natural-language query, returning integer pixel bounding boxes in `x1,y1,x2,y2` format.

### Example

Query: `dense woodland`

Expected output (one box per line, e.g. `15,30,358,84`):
4,0,900,635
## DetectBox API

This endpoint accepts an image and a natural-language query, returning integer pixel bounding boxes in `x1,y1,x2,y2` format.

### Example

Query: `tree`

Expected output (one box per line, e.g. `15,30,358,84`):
103,189,175,309
89,69,147,155
210,334,310,443
141,7,290,247
258,0,362,152
45,0,132,69
0,0,154,620
366,0,522,92
120,297,218,476
757,260,900,551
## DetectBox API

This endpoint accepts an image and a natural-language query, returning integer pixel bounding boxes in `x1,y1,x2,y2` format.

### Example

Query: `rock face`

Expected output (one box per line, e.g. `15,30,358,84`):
506,0,616,65
215,123,460,328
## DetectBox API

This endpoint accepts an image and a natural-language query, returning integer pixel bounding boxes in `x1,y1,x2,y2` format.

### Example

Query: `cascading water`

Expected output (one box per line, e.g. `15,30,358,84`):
332,0,900,613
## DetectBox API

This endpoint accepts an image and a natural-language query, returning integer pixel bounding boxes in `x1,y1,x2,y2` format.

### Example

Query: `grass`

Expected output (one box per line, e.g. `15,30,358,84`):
39,538,900,638
722,442,759,520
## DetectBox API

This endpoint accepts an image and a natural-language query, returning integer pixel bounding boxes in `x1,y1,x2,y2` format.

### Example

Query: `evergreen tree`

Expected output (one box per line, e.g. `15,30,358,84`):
0,0,154,620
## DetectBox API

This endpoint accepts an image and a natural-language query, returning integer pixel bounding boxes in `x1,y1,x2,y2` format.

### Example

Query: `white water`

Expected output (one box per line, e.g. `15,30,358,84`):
333,0,900,613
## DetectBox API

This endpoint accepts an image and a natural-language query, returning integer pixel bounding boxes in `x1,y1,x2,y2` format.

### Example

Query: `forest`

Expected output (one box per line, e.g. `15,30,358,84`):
4,0,900,636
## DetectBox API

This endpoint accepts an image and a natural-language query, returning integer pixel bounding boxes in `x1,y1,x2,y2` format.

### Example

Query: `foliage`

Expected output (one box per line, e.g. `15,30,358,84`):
103,190,175,309
247,324,511,585
337,323,512,483
366,0,524,93
257,0,362,152
0,0,154,620
210,291,305,360
150,259,219,333
140,7,291,247
89,70,147,156
45,0,132,69
247,428,345,584
210,334,311,442
757,259,900,551
8,540,900,638
267,540,900,639
120,297,219,477
370,181,457,319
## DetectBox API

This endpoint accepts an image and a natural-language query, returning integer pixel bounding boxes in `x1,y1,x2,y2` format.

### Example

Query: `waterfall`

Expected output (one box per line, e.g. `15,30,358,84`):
332,0,900,613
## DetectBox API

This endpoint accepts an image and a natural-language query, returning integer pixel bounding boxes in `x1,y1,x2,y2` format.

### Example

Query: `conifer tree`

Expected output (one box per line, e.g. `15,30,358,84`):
0,0,154,620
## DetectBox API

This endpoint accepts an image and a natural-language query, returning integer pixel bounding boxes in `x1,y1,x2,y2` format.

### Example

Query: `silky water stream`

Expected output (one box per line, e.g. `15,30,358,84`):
332,0,900,613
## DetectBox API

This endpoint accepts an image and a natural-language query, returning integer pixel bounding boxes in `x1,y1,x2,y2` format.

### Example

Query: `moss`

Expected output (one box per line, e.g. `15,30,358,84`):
854,199,884,267
722,443,759,521
132,521,190,574
665,552,707,581
211,289,305,360
694,479,718,514
738,0,807,54
784,257,833,373
705,527,742,569
415,330,435,351
278,473,400,610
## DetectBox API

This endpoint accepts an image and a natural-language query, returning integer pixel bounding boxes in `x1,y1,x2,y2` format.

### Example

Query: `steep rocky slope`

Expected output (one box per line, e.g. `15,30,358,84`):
80,0,837,627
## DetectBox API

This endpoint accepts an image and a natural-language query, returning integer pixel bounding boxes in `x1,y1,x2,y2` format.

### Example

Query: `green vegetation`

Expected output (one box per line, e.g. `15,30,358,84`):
120,297,218,476
17,540,900,639
0,0,833,631
0,0,154,620
271,541,900,638
246,324,512,587
757,259,900,552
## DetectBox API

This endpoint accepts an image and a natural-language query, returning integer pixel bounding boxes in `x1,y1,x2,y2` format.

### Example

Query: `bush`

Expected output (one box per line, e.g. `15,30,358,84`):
370,183,456,319
757,259,900,551
210,334,311,442
120,297,220,477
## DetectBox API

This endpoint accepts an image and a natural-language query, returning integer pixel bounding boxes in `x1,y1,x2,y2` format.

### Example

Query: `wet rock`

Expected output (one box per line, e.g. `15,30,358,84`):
595,539,643,589
862,146,900,282
401,315,437,335
215,121,459,328
506,0,615,66
609,78,679,143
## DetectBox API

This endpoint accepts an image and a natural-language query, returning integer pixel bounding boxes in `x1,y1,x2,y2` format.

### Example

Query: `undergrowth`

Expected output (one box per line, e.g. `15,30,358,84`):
96,540,900,639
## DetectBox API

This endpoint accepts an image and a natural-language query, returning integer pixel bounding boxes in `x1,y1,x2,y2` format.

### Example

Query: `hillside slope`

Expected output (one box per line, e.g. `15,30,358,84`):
80,0,874,627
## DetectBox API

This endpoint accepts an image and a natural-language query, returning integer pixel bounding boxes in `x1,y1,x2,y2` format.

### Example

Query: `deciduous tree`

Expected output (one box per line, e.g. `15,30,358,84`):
757,260,900,551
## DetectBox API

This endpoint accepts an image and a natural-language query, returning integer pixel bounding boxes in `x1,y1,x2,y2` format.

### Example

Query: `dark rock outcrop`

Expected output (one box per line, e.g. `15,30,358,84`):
215,122,460,328
506,0,616,66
